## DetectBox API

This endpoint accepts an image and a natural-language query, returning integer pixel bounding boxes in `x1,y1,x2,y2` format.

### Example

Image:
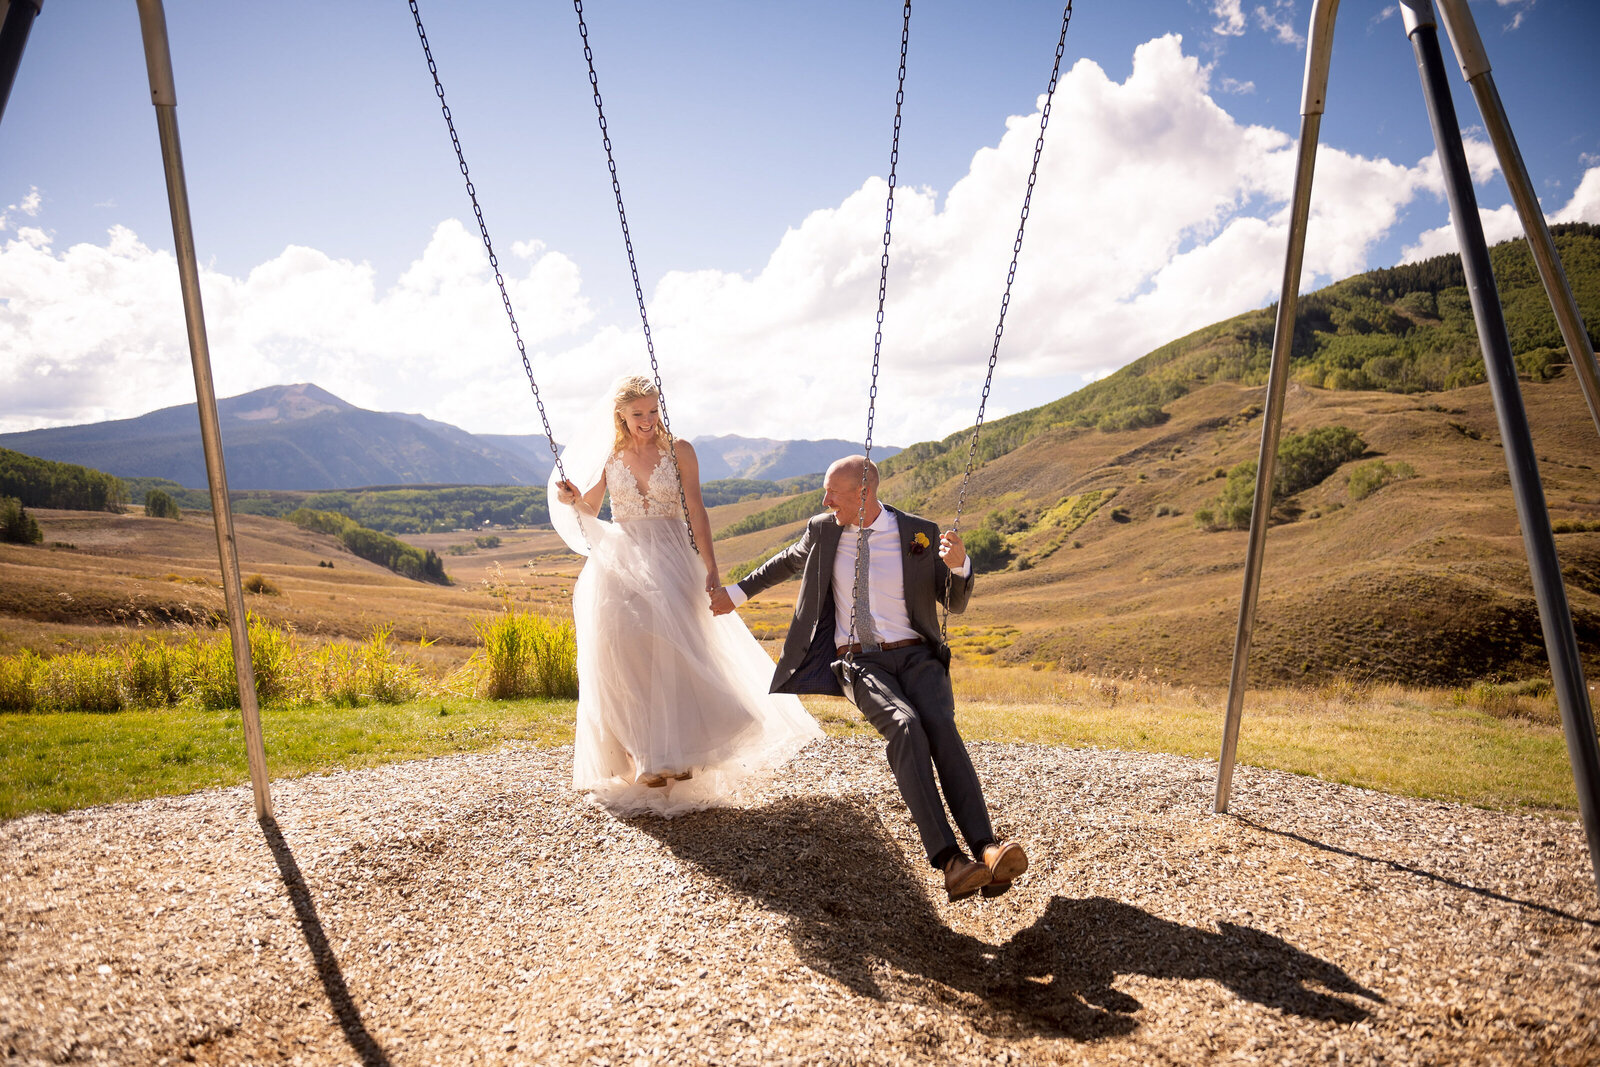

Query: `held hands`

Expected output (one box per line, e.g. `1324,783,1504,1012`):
939,529,967,570
708,586,736,617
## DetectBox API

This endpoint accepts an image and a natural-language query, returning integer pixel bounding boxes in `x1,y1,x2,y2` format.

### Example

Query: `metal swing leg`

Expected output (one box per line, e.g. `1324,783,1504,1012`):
1214,0,1600,900
135,0,274,821
1402,0,1600,895
0,0,43,125
1213,0,1341,814
1434,0,1600,440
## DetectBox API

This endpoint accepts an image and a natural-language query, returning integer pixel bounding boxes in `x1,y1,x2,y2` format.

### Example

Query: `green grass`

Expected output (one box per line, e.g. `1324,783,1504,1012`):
0,697,576,819
2,664,1588,821
951,698,1577,813
806,666,1585,813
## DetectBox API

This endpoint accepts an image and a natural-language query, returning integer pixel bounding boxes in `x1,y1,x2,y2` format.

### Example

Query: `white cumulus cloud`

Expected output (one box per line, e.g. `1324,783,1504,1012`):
0,219,592,434
1,34,1569,448
1399,165,1600,263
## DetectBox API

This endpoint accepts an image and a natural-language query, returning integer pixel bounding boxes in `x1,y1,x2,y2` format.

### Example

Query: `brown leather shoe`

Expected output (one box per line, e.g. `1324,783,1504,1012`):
979,841,1029,897
943,855,992,902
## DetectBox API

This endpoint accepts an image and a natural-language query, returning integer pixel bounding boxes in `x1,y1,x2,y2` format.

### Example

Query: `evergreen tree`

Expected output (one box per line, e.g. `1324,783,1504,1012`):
0,497,43,544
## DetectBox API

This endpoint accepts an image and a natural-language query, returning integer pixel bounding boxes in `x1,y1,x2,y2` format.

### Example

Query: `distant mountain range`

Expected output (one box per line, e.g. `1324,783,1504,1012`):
0,384,898,491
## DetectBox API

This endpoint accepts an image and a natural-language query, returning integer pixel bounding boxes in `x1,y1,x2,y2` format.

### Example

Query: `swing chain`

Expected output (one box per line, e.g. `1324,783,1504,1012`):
408,0,571,492
848,0,912,657
942,1,1073,639
573,0,699,555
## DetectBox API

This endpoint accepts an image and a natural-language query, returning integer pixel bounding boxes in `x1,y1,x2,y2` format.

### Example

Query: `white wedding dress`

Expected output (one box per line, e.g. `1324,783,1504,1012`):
569,449,822,816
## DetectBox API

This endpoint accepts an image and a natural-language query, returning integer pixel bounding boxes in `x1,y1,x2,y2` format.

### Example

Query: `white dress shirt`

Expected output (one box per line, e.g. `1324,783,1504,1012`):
723,506,971,648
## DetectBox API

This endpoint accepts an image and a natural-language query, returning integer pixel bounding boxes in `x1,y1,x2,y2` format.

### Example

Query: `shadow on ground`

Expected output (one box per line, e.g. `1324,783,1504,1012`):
1235,816,1600,927
636,797,1383,1040
261,817,392,1067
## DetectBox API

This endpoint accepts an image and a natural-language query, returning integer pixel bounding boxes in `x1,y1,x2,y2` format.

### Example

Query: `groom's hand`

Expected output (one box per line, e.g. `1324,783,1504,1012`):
939,530,967,570
709,586,736,616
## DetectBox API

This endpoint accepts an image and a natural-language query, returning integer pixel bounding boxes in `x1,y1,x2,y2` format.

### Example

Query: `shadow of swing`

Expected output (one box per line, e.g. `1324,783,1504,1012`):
260,818,393,1067
1234,816,1600,928
634,797,1384,1041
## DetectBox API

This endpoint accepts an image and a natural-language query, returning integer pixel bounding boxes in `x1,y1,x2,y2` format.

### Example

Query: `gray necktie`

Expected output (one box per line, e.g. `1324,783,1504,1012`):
852,526,881,653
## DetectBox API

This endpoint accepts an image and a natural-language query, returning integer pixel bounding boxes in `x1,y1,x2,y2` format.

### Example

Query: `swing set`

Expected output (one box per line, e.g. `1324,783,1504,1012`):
1,0,1596,900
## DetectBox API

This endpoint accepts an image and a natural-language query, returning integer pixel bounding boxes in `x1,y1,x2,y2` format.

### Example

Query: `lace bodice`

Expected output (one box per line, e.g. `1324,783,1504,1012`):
606,450,684,520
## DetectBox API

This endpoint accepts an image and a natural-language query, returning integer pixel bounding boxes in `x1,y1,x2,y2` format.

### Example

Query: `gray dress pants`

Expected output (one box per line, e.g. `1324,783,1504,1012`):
837,643,995,866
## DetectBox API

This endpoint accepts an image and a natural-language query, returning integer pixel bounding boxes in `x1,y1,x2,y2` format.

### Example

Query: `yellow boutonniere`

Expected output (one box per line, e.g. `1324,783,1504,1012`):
910,532,930,555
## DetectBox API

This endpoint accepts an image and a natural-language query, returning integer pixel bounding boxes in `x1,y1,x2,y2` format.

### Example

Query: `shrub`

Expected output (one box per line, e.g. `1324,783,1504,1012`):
34,652,122,713
144,488,182,520
0,650,43,711
1276,426,1366,496
1209,464,1258,530
0,496,43,544
474,611,579,700
362,626,422,705
963,527,1011,573
474,534,502,549
243,573,281,595
1348,459,1418,501
247,616,298,703
0,616,421,712
184,635,242,710
1202,426,1367,530
982,508,1030,534
310,641,363,707
1096,405,1169,433
1515,346,1564,381
120,638,184,708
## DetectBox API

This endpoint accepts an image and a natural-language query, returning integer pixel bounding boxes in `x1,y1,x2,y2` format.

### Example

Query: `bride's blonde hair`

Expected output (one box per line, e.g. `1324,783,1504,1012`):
611,375,673,454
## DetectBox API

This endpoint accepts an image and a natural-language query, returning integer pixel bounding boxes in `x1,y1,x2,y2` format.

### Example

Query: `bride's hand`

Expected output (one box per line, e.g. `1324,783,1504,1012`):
704,571,721,596
555,479,578,505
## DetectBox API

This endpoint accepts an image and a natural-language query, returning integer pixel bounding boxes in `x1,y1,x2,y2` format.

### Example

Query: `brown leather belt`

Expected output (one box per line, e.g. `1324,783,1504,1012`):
836,637,924,657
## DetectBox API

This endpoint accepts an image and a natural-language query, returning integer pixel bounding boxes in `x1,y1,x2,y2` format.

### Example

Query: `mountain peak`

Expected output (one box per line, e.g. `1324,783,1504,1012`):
222,383,353,424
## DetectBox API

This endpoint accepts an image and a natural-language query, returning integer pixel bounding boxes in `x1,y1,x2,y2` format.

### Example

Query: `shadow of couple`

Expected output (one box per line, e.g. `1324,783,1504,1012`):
630,796,1385,1040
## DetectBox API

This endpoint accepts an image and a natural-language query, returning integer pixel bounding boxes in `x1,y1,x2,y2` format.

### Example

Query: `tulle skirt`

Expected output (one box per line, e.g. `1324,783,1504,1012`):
571,515,822,816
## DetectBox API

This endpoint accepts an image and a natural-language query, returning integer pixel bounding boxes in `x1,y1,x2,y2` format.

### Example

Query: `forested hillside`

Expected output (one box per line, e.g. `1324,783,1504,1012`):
120,475,812,535
0,448,126,512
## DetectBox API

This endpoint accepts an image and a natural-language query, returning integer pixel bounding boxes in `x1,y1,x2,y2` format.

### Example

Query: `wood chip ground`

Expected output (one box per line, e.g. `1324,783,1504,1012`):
3,741,1597,1065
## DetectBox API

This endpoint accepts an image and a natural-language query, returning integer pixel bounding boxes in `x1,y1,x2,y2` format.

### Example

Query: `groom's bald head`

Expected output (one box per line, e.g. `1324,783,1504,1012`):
822,455,882,526
826,455,879,490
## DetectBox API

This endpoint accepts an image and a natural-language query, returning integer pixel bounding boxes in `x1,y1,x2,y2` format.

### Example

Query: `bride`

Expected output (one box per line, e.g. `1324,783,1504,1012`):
551,375,822,816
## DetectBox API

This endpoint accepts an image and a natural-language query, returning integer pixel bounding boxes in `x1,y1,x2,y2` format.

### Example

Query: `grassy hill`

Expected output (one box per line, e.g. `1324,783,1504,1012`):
882,224,1600,499
3,229,1597,690
713,227,1600,686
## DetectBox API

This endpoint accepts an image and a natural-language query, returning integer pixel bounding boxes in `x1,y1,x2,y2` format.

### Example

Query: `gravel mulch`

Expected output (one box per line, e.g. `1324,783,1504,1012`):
2,740,1598,1065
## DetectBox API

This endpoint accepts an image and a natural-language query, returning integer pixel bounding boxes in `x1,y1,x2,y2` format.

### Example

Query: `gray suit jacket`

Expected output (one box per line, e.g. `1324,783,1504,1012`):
736,504,975,696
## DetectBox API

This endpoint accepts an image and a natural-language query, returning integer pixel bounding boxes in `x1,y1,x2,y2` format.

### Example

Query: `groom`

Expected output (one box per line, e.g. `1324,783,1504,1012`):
710,455,1028,902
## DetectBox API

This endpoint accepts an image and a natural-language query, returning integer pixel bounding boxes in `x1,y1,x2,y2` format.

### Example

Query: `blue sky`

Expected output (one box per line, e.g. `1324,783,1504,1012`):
2,0,1596,447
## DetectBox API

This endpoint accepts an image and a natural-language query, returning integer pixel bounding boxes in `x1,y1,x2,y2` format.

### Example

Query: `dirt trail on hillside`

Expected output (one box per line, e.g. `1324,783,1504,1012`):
3,742,1596,1065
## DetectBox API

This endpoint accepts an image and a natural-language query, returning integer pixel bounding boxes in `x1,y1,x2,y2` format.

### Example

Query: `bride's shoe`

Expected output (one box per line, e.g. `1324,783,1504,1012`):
637,772,669,788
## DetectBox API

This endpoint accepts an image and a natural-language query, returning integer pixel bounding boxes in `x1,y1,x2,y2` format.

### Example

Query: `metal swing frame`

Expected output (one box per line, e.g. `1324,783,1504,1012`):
1212,0,1600,899
0,0,276,818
